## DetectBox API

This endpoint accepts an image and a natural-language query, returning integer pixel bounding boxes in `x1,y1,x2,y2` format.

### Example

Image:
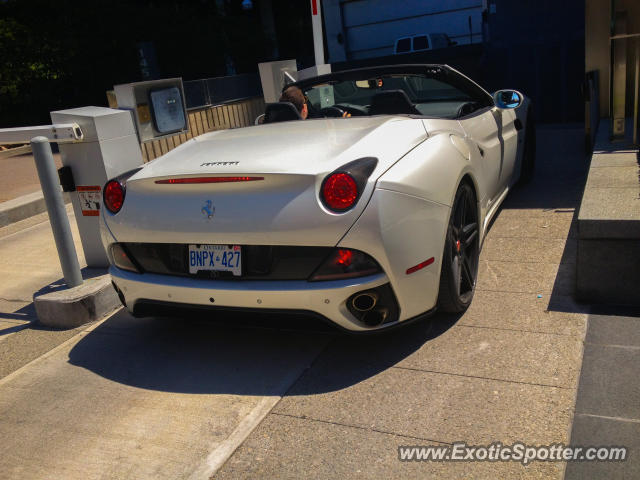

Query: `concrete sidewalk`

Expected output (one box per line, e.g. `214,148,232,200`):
0,152,62,203
0,152,67,228
2,124,633,479
0,203,332,479
565,307,640,480
0,206,89,378
214,125,592,479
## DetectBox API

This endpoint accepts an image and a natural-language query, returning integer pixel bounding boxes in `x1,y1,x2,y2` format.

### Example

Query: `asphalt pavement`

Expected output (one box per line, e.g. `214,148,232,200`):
0,152,62,203
0,206,88,379
1,124,633,479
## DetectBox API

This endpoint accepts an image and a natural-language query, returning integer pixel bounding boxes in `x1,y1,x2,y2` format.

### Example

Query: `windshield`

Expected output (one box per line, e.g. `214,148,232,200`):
301,71,491,119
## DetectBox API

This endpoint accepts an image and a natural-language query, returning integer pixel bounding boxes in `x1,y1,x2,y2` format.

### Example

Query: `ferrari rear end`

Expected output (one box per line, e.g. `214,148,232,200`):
101,117,450,331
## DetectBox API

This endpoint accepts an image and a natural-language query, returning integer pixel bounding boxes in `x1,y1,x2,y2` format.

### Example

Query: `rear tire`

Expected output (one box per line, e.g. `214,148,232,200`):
518,110,536,184
437,182,479,313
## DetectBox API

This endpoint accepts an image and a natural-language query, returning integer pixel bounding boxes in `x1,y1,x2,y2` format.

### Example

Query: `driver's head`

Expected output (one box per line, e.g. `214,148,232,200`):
279,86,308,119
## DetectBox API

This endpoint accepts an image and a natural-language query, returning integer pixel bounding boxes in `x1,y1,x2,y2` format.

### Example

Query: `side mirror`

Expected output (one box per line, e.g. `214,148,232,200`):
493,90,523,109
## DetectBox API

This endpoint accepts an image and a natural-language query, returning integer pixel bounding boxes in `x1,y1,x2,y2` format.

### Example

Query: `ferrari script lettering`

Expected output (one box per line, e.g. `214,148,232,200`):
200,161,239,166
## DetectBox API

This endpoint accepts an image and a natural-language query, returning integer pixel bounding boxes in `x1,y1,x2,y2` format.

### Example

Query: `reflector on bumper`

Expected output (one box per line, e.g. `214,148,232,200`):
109,243,140,273
309,248,381,281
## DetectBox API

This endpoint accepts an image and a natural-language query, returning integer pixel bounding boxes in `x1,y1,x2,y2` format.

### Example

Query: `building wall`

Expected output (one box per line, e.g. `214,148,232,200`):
586,0,640,119
485,0,585,123
586,0,611,116
619,0,640,117
323,0,483,62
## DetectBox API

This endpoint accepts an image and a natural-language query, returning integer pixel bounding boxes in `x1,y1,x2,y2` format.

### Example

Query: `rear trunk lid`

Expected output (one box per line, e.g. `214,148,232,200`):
105,117,427,246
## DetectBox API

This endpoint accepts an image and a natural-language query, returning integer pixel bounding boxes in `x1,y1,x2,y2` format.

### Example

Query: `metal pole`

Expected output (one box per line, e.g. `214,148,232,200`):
634,37,639,145
311,0,325,65
30,137,83,288
611,12,627,139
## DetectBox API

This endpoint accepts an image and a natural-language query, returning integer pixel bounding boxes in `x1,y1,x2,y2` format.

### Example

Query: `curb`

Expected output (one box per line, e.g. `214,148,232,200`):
34,274,121,329
0,191,71,228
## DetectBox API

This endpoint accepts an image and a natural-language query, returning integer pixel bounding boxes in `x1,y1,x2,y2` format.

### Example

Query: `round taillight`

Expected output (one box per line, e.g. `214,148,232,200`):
322,173,358,212
104,180,125,214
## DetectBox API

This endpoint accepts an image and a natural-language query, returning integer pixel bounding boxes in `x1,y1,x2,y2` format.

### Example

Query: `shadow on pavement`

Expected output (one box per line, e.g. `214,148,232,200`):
0,302,37,323
489,124,589,315
502,124,588,211
0,320,33,337
281,312,462,396
67,307,461,395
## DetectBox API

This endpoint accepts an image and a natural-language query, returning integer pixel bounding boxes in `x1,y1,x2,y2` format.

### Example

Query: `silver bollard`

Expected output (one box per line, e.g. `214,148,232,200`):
31,137,83,288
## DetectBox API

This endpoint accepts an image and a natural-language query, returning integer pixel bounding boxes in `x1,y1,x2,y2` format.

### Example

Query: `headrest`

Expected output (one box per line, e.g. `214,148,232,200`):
369,90,419,115
263,102,302,123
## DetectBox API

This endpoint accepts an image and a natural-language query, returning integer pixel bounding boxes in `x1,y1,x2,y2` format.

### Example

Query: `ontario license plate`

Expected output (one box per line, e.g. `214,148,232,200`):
188,244,242,276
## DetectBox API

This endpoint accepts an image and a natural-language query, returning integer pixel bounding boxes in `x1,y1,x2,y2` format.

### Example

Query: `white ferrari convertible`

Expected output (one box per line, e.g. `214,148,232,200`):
101,64,534,332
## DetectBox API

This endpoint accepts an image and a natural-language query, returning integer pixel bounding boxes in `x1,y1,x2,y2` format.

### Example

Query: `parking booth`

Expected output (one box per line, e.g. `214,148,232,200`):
51,78,189,267
50,107,143,267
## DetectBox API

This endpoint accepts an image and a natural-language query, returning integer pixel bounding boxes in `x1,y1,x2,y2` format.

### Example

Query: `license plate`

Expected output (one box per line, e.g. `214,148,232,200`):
188,244,242,276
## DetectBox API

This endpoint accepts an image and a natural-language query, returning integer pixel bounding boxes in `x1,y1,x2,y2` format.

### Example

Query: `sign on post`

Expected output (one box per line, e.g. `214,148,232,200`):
77,186,101,217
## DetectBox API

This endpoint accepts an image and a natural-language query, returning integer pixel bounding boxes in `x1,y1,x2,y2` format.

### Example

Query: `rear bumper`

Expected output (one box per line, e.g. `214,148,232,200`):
111,266,394,331
129,300,436,334
105,187,451,330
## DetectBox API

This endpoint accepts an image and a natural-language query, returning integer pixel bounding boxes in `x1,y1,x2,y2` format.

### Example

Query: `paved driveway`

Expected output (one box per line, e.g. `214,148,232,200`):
0,125,588,479
0,152,62,202
214,124,589,479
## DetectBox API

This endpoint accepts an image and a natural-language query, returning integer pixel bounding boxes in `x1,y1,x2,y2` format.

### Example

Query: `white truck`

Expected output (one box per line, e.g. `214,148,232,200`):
393,33,458,54
323,0,483,62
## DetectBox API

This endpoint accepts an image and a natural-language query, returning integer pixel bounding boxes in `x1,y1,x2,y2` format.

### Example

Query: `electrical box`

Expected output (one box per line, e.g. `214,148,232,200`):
296,64,331,81
50,107,143,267
113,78,188,143
258,60,298,103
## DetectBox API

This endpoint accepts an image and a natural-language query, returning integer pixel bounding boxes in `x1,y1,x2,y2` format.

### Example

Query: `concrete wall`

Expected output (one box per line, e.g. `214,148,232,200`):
586,0,640,119
619,0,640,116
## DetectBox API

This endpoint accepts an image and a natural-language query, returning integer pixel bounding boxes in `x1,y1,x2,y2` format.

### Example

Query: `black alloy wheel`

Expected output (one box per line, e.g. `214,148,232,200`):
437,182,480,313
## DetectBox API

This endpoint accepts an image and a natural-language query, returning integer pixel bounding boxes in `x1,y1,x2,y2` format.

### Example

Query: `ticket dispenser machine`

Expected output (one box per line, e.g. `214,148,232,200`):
113,78,189,142
50,107,144,267
51,80,188,268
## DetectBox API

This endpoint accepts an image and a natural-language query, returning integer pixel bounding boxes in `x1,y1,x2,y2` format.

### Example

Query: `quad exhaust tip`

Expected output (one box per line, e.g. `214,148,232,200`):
347,284,399,328
362,307,389,327
351,292,379,312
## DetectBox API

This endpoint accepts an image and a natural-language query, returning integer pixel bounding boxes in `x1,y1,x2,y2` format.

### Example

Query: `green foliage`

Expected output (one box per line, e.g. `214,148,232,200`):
0,0,275,127
0,16,62,107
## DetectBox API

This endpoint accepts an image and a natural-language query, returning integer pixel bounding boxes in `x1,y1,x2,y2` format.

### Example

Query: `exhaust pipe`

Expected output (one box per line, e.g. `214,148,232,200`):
361,307,389,327
351,292,379,312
